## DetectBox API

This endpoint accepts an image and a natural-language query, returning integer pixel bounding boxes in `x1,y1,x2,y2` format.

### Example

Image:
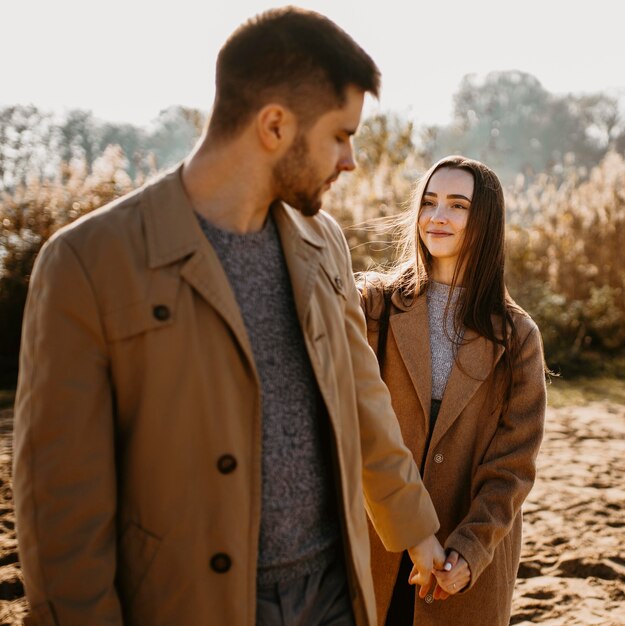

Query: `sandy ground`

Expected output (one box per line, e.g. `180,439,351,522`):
0,399,624,625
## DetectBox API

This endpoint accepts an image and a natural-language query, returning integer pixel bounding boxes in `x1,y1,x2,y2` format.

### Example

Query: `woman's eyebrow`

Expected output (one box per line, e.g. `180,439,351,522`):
423,192,472,201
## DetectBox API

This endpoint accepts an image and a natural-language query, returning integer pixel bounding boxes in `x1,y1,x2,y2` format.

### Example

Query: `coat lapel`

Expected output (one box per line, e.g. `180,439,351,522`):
272,202,325,325
142,171,327,366
429,326,504,451
390,296,432,424
141,164,253,362
178,249,251,353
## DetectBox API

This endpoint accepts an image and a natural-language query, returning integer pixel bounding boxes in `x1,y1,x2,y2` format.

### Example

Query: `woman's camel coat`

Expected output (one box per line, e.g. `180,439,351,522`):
361,281,546,626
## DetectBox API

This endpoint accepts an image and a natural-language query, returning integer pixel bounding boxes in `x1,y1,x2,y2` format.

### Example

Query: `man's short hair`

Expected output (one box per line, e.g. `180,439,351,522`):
208,6,380,140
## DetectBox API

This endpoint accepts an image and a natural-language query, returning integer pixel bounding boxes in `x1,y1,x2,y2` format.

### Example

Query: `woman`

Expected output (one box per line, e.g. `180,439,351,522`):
360,155,547,625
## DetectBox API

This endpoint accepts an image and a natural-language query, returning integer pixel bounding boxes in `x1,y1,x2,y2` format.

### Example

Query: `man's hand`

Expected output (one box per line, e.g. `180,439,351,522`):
407,534,446,599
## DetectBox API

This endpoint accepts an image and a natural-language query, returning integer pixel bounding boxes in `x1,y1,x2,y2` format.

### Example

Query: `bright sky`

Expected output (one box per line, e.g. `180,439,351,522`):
3,0,623,128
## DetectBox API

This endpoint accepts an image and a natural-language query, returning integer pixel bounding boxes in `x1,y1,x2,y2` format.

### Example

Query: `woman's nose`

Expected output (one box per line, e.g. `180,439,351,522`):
431,205,448,222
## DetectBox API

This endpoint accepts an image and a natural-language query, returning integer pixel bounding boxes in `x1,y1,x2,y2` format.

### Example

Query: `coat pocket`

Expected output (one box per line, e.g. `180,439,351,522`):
117,521,162,603
319,260,347,300
103,273,180,342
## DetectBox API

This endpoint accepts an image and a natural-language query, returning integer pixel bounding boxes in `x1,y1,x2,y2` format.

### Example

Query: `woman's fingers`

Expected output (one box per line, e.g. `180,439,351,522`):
443,550,459,571
433,554,471,595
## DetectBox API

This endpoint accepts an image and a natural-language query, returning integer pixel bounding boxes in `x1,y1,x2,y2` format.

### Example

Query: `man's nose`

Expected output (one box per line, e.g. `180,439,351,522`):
338,144,356,172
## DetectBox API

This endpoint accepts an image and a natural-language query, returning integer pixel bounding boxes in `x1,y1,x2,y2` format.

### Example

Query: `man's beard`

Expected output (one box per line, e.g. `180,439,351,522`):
272,133,326,217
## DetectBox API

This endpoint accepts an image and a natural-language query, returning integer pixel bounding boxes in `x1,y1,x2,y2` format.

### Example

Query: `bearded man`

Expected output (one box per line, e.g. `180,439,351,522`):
14,8,444,626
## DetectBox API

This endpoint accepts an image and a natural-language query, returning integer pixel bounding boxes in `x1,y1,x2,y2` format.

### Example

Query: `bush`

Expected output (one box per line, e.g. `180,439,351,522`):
1,115,624,382
505,152,625,374
0,147,141,385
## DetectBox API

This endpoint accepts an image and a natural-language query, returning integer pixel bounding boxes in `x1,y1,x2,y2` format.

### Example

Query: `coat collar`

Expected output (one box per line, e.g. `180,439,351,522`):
390,295,432,423
272,201,326,324
389,287,505,449
141,162,326,269
143,164,202,269
139,163,327,351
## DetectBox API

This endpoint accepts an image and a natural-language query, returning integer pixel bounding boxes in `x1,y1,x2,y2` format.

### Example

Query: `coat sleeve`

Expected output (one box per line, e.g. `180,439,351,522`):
333,227,439,551
13,235,123,625
445,324,546,588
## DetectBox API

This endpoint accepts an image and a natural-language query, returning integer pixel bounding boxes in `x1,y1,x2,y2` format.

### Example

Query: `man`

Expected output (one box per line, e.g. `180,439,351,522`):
14,7,444,626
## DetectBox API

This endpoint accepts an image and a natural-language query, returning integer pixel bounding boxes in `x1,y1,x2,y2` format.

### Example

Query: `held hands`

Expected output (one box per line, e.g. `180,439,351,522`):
407,535,446,598
409,547,471,601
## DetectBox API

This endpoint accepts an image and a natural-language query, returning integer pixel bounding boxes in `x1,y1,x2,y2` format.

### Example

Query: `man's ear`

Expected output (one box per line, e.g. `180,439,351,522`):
256,104,297,152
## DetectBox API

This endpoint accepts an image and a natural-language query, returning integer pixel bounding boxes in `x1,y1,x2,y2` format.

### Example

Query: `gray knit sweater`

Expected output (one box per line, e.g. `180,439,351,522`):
427,281,465,400
196,212,339,586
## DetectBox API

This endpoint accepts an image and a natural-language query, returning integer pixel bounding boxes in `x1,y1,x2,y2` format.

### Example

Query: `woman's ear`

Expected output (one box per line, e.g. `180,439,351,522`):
256,104,297,152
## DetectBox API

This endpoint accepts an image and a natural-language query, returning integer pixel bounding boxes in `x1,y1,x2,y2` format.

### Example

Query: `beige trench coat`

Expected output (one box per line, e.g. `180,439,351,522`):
361,281,546,626
13,166,439,626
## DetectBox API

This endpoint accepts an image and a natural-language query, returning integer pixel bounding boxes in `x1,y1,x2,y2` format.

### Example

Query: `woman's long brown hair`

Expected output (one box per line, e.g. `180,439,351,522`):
376,155,523,408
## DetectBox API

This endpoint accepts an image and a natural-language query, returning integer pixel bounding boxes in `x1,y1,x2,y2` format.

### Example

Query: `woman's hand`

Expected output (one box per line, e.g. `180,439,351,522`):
432,550,471,599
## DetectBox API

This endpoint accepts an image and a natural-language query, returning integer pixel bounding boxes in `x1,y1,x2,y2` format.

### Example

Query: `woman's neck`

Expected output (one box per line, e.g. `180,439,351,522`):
430,260,464,286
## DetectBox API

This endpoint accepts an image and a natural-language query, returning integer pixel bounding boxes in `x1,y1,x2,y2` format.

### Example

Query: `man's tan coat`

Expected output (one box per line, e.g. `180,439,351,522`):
361,281,546,626
13,167,439,626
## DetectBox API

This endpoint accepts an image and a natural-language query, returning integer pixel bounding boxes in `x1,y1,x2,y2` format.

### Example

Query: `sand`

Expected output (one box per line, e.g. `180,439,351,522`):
1,399,624,625
511,400,625,625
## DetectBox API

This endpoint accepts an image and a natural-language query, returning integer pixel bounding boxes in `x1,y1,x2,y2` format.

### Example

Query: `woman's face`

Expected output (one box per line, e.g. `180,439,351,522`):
417,167,474,274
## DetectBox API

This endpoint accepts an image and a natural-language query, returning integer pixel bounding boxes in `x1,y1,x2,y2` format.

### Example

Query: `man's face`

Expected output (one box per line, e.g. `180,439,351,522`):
272,85,365,216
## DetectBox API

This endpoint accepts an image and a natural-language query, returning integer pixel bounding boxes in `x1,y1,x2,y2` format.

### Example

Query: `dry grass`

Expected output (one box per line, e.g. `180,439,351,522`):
547,376,625,409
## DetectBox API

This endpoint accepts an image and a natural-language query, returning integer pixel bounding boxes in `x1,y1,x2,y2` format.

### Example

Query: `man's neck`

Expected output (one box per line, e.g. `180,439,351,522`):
181,140,275,234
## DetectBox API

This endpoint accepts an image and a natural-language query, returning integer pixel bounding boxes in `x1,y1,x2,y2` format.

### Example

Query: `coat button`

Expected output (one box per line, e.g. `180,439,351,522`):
425,593,434,604
152,305,170,321
217,454,237,474
210,553,231,573
334,276,344,290
434,453,444,464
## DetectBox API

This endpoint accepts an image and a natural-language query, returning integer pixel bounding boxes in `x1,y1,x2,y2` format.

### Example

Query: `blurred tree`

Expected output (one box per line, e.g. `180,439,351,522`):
0,105,55,190
0,104,207,193
56,109,99,167
424,71,606,184
146,105,205,170
96,122,148,180
568,93,624,151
